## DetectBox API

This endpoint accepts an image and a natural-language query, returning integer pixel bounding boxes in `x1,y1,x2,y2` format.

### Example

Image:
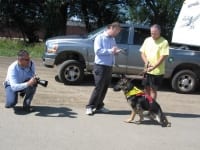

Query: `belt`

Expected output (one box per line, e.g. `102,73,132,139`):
95,64,112,68
3,81,10,88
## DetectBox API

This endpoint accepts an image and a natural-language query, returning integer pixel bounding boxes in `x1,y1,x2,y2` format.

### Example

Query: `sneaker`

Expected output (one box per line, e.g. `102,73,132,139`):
85,108,93,115
98,107,110,113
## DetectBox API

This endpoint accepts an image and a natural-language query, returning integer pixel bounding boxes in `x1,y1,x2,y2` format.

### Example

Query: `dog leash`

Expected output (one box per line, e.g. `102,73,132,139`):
138,61,149,76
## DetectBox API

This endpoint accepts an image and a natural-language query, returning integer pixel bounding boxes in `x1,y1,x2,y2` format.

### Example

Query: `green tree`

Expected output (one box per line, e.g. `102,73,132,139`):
69,0,129,32
1,0,184,43
0,0,44,43
43,0,72,39
128,0,184,41
1,0,129,40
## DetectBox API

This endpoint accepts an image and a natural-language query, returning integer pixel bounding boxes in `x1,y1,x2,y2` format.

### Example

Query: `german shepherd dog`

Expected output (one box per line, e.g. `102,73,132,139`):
113,75,171,127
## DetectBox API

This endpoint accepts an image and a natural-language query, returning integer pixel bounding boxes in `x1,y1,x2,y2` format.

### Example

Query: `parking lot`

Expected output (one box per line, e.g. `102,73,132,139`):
0,56,200,150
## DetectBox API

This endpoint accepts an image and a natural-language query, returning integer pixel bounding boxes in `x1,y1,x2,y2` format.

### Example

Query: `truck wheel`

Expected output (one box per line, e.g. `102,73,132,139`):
171,70,197,94
58,60,84,85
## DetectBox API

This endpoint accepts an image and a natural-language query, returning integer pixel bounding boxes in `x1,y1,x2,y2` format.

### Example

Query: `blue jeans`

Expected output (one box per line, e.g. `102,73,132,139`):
5,84,37,108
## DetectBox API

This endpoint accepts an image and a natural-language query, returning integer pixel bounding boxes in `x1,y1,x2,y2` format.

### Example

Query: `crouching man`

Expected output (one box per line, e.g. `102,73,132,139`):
4,50,37,112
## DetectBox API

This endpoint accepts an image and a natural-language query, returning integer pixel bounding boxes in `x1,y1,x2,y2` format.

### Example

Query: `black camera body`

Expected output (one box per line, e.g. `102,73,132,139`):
35,77,48,87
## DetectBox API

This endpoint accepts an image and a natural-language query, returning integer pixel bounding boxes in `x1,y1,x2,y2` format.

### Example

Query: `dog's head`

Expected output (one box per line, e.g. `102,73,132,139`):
113,74,135,93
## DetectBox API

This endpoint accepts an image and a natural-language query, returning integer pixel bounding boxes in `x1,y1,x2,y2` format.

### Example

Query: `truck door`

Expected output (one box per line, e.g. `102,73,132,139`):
112,27,129,74
127,27,150,75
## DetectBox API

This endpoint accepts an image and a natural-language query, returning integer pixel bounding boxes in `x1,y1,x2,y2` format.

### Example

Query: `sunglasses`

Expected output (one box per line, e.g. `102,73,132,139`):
21,58,30,61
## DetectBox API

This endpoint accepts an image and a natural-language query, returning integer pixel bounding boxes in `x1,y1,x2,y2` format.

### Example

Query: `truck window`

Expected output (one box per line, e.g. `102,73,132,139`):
115,27,129,44
133,28,150,45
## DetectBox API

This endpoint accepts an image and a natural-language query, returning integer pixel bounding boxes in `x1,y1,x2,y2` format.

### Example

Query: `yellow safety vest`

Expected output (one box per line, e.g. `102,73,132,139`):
125,86,144,97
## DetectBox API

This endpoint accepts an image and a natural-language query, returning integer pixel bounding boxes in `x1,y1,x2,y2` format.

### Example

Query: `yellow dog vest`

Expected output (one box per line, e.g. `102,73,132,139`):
125,86,144,97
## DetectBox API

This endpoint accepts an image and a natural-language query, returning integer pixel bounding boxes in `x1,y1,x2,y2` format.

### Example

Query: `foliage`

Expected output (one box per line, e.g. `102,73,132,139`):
43,0,69,39
68,0,129,31
128,0,184,41
0,0,44,43
0,0,184,43
0,38,44,57
0,0,130,41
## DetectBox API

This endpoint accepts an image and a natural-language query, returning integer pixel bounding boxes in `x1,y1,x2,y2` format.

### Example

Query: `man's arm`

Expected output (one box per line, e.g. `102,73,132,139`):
141,52,149,66
8,62,36,91
147,55,168,72
9,68,29,91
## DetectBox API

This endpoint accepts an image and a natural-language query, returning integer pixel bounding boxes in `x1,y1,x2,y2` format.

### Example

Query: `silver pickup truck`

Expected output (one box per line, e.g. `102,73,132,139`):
42,23,200,94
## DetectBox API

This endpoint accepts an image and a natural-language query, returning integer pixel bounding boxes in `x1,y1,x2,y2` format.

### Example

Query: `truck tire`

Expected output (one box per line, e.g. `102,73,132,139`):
171,70,197,94
58,60,84,85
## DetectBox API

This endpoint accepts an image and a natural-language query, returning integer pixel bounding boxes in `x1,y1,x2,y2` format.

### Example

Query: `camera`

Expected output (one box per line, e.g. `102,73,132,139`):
35,76,48,87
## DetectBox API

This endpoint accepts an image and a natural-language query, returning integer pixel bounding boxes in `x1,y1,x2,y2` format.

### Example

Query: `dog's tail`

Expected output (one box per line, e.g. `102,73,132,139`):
152,103,171,127
157,107,171,127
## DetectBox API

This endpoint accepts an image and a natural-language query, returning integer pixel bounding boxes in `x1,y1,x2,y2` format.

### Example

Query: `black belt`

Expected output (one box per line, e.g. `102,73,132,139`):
95,64,112,68
3,81,10,88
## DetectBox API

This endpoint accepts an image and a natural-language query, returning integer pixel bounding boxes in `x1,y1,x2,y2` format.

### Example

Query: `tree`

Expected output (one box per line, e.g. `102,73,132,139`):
128,0,184,41
43,0,72,39
0,0,44,43
68,0,129,32
0,0,184,42
0,0,130,40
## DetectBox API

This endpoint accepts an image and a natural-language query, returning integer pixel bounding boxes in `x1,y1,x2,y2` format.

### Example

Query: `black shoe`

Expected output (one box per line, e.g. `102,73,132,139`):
5,105,12,108
5,105,14,108
22,106,35,113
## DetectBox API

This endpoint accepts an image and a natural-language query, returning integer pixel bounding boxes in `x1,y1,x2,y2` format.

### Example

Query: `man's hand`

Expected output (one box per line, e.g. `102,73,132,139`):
27,77,37,86
147,66,154,72
143,62,154,72
111,46,121,54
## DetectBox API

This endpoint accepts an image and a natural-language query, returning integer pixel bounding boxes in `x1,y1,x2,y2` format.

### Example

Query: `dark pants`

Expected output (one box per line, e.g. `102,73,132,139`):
86,64,112,110
142,73,163,90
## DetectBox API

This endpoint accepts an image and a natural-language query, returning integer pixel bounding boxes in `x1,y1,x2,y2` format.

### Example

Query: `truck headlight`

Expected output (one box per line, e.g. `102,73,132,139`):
47,44,58,53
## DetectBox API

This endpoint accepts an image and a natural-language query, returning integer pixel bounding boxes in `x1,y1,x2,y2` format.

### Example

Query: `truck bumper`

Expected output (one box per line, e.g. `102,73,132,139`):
42,53,56,67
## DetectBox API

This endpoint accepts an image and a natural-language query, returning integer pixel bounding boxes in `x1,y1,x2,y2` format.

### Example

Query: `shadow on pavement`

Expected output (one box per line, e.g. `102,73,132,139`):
13,106,78,118
110,110,200,118
133,120,161,126
109,111,162,126
109,110,131,115
165,112,200,118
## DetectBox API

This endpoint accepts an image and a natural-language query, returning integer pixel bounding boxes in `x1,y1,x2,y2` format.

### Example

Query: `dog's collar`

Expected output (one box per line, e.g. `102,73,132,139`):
125,86,144,98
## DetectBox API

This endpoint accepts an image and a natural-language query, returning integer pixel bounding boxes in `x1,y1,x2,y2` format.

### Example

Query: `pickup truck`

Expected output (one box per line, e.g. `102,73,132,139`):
42,23,200,94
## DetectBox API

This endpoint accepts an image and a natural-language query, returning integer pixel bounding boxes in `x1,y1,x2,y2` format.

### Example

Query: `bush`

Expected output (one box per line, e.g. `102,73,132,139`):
0,38,44,58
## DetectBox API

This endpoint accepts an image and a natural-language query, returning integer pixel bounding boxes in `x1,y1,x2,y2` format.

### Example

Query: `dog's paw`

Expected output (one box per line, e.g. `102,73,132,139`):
166,122,171,127
161,121,171,127
124,119,133,123
135,120,142,124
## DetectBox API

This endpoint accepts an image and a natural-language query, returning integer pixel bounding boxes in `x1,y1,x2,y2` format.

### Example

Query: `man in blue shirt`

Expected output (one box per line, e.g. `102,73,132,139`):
86,22,121,115
4,50,37,112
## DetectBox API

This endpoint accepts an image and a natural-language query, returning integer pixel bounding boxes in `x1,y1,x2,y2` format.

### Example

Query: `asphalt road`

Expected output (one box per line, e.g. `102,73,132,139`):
0,57,200,150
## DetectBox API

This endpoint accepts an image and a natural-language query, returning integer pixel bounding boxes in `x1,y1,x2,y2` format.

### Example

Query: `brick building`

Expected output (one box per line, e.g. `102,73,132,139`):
0,21,87,40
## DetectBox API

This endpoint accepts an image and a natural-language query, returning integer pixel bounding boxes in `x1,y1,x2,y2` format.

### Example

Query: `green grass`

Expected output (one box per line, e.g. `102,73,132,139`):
0,38,45,58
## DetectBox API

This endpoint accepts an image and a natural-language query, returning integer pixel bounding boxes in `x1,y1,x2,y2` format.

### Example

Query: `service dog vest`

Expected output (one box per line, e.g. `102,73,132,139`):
125,86,143,97
125,86,153,103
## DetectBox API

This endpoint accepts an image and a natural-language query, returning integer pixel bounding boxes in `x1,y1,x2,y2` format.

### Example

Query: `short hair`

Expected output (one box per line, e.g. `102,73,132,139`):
17,50,29,58
107,22,121,29
151,24,161,32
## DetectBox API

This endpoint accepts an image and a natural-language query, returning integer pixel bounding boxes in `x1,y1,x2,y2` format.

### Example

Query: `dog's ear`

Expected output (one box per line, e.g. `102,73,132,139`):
125,79,134,91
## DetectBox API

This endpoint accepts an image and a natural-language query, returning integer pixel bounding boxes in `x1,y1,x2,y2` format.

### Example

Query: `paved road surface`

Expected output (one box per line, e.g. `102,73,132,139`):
0,57,200,150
